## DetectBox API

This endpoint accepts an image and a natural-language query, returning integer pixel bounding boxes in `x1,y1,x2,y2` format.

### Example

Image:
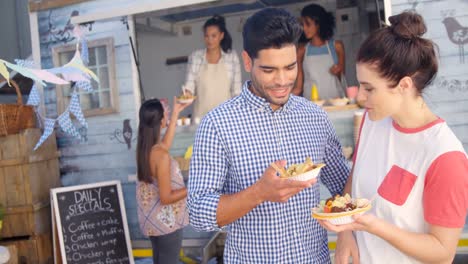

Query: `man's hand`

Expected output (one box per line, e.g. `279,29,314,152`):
335,231,360,264
254,160,317,203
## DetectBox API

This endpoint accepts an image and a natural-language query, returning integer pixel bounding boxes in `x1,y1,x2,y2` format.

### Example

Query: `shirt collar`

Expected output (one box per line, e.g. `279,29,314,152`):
240,81,299,113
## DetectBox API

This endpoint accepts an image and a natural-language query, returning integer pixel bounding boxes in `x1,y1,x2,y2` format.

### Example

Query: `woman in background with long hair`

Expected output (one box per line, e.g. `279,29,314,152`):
136,98,192,264
293,4,346,100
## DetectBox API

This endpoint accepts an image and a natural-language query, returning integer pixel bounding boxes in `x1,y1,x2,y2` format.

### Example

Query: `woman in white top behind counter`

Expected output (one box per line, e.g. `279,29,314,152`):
183,15,241,120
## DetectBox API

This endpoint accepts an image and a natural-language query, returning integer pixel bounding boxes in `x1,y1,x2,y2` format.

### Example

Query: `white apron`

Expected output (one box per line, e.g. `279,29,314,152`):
302,42,344,100
193,62,230,120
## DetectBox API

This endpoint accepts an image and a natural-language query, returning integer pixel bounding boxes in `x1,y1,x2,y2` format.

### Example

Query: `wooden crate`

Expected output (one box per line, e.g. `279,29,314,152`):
0,129,60,208
0,129,57,161
0,158,60,208
1,202,51,239
0,233,53,264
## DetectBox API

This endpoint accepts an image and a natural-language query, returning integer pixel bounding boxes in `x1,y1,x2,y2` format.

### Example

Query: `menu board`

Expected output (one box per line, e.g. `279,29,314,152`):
51,181,134,264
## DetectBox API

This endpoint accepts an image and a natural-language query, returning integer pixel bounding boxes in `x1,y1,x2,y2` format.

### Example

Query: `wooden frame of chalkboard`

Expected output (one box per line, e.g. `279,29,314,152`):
51,180,134,264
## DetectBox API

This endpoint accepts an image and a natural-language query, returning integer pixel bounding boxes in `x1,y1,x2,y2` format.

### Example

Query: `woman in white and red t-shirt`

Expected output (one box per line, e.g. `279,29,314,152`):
320,11,468,264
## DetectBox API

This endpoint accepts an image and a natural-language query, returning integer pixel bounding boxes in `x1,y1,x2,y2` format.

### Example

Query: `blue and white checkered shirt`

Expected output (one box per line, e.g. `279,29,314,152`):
188,81,349,263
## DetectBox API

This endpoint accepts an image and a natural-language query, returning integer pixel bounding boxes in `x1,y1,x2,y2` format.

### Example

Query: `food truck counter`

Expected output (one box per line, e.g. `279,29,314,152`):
170,105,362,159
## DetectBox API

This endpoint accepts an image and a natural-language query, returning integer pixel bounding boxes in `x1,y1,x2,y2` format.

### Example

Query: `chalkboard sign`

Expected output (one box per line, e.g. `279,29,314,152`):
51,181,134,264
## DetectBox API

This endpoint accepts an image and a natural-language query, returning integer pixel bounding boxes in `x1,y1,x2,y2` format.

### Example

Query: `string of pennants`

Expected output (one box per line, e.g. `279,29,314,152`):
0,27,97,150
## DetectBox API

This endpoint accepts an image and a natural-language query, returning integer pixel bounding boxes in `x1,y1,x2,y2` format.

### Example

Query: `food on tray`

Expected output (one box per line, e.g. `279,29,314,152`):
317,193,369,213
177,93,196,103
178,94,195,100
271,157,325,179
328,97,349,106
312,194,371,224
283,157,323,178
177,85,195,102
313,99,325,107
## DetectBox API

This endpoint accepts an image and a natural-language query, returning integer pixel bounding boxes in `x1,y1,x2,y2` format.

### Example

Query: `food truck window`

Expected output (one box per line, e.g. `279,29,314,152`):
53,37,119,117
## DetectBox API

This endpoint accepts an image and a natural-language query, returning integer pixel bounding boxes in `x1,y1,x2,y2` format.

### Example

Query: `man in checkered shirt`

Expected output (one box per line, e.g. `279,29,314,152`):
188,8,349,263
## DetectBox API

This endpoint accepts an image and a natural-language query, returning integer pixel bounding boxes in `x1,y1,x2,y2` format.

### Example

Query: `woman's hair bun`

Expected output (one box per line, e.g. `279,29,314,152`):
212,14,226,26
389,12,426,39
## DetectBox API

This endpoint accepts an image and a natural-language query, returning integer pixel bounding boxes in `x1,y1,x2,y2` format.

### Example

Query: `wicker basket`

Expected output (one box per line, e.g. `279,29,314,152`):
0,79,36,137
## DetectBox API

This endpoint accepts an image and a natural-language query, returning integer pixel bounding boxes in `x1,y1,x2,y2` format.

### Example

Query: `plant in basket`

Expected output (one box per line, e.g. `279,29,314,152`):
0,204,4,236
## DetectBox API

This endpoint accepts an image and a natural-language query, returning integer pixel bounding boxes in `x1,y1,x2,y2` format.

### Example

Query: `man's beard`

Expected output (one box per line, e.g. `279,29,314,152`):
250,73,293,107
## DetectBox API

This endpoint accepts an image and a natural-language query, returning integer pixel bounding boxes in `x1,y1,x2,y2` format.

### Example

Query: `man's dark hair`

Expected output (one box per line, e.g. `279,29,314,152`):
243,8,302,59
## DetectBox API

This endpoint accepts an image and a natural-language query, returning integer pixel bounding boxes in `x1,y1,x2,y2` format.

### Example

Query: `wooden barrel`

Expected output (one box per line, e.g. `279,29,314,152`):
0,232,53,264
0,129,60,239
1,202,51,238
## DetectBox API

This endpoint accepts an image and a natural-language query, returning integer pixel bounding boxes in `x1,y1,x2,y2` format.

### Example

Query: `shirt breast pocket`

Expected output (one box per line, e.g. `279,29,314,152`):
377,165,417,206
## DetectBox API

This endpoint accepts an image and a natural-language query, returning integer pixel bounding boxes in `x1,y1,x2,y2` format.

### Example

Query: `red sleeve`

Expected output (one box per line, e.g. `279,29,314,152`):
424,151,468,228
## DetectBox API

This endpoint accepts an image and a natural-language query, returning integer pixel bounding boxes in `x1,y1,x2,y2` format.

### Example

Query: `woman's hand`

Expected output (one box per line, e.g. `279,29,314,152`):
330,64,343,76
161,96,194,149
335,231,360,264
318,213,378,233
172,96,193,115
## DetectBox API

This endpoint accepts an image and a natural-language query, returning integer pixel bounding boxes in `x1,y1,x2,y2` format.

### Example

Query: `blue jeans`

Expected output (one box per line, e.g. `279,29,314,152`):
149,229,183,264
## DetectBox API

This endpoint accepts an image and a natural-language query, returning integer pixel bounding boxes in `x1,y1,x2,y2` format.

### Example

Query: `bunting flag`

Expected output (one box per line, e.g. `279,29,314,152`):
1,25,95,150
1,60,46,86
14,59,36,69
81,39,89,65
26,84,41,106
73,26,89,65
34,118,56,150
1,60,68,85
30,69,68,84
57,110,82,139
76,80,93,92
64,47,98,82
48,66,91,82
69,92,88,128
73,26,84,39
0,60,9,84
79,31,89,66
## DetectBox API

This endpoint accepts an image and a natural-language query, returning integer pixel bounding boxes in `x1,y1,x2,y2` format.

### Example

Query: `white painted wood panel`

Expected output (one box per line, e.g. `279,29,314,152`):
60,151,136,171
